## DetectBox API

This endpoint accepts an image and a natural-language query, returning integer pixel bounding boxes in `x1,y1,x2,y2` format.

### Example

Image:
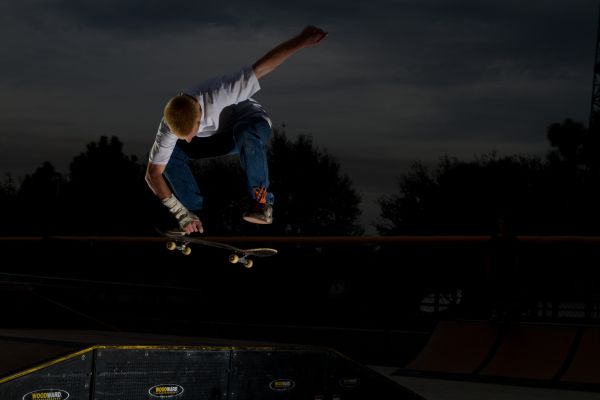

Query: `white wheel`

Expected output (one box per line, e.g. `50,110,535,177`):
166,241,177,251
182,246,192,256
229,254,239,264
243,259,254,269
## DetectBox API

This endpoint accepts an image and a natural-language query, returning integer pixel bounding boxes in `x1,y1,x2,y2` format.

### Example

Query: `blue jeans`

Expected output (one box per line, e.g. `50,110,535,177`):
163,117,274,212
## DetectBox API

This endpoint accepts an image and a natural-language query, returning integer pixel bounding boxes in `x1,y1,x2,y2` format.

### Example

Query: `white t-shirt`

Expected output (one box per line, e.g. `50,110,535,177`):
148,66,270,165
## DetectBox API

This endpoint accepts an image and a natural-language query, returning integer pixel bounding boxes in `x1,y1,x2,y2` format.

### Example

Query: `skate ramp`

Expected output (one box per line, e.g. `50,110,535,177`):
0,330,426,400
405,320,499,374
478,324,577,380
560,327,600,386
396,321,600,391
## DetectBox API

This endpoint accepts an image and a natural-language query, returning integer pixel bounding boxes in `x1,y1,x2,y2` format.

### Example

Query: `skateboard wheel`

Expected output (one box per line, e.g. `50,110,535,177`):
243,259,253,269
166,241,177,251
229,254,239,264
182,246,192,256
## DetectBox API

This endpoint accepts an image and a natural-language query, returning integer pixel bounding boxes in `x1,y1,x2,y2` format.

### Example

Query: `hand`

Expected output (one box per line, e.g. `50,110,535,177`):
252,25,328,80
180,212,204,234
298,25,328,47
162,194,204,234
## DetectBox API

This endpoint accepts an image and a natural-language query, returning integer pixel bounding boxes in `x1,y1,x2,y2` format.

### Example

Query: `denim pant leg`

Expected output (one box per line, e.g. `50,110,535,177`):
163,145,203,211
233,118,275,204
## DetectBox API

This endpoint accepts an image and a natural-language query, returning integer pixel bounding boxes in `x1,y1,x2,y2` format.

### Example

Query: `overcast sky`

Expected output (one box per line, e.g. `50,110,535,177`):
0,0,597,232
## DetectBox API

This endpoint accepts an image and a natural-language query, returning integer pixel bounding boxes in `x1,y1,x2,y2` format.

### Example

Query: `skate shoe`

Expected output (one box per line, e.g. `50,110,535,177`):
243,186,273,224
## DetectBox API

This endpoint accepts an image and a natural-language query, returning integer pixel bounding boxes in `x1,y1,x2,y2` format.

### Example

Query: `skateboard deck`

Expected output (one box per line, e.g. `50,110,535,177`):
156,228,277,268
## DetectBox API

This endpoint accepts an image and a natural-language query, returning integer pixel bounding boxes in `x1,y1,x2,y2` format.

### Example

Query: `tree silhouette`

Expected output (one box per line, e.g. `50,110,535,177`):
17,162,65,234
547,118,586,166
545,119,600,233
0,131,363,235
0,173,19,234
63,136,146,234
268,128,363,235
377,117,600,235
376,154,547,235
188,127,364,235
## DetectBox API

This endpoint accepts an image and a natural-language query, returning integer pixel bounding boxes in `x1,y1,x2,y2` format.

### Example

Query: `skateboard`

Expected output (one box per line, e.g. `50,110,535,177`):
156,228,277,268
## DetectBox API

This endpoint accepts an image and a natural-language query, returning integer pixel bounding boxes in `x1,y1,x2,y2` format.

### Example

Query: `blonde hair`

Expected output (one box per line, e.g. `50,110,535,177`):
163,94,201,138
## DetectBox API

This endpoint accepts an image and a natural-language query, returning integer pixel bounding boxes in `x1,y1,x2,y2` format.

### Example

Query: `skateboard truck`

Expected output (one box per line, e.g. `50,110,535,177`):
165,239,192,256
228,254,253,269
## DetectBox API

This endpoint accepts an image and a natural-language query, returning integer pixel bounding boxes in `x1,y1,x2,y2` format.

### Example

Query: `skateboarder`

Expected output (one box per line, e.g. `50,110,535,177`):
145,25,328,234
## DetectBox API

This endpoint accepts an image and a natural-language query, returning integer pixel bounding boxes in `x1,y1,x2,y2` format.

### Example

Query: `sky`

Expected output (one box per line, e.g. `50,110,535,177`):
0,0,597,233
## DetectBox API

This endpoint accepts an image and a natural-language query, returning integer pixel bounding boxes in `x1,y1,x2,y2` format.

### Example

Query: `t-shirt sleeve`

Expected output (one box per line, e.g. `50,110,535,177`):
191,66,261,107
148,119,178,165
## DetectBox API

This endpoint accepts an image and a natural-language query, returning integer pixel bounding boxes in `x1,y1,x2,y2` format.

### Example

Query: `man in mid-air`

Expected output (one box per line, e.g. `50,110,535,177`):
145,25,328,234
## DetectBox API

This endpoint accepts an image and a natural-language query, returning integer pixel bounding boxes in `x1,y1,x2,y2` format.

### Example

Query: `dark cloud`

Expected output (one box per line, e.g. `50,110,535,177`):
42,0,354,33
0,0,597,232
50,0,235,31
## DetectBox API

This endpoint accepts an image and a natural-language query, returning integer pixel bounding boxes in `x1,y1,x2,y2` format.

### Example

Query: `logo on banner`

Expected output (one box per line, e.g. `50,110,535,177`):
148,384,185,397
269,379,296,391
23,389,70,400
339,376,361,388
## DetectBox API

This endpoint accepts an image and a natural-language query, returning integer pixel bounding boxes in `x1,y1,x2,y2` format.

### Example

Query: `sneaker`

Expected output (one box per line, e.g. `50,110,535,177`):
243,202,273,224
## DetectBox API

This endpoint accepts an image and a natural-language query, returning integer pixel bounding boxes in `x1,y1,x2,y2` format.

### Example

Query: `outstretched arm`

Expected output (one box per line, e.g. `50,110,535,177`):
252,25,328,80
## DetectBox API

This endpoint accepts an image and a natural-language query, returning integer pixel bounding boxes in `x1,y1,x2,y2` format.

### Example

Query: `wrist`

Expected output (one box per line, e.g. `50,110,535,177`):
162,194,189,219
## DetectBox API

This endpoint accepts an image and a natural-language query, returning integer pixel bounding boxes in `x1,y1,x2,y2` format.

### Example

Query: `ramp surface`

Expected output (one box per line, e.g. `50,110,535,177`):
479,324,577,380
405,320,498,374
560,327,600,385
396,321,600,391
